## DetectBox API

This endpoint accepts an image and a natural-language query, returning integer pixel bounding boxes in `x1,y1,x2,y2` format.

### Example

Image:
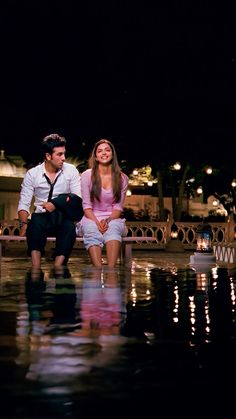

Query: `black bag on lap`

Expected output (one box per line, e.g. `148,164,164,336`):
50,193,83,222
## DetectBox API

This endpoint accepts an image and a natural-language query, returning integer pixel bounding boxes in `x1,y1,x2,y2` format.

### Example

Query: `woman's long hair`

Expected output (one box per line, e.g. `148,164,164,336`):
88,139,122,202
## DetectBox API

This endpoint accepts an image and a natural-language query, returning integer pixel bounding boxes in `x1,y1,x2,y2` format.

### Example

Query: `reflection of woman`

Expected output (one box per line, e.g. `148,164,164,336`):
81,268,123,337
78,139,129,268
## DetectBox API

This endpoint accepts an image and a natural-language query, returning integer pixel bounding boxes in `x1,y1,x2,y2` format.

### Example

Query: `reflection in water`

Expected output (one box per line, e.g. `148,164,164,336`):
1,257,236,416
79,267,126,338
16,266,128,390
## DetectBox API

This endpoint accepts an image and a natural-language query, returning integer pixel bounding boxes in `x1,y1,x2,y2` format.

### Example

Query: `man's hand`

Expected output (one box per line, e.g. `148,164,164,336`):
41,202,56,212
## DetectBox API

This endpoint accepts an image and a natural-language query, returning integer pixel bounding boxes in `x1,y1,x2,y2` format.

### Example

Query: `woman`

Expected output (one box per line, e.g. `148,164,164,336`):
79,139,129,268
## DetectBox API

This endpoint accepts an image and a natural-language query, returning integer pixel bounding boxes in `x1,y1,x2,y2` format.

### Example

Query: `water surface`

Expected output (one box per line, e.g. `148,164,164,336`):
0,252,235,418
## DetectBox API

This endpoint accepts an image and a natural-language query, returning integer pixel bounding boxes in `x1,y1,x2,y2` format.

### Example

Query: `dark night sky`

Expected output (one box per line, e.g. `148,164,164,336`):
1,0,236,169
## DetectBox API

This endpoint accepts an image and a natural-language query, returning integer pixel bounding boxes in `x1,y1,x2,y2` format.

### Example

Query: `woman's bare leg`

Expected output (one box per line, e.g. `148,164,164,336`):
106,240,121,268
88,245,103,267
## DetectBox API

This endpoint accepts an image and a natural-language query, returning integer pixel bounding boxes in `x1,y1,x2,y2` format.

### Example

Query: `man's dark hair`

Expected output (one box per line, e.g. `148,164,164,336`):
40,133,66,159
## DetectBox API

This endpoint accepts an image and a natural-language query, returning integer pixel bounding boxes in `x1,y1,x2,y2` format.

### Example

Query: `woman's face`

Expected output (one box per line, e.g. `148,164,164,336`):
95,143,113,164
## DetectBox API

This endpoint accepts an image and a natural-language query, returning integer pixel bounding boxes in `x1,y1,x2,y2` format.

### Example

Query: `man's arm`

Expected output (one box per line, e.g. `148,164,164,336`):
18,209,29,237
17,169,35,236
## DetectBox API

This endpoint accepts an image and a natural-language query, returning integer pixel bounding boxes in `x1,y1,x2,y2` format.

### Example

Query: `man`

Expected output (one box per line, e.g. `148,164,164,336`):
18,133,82,270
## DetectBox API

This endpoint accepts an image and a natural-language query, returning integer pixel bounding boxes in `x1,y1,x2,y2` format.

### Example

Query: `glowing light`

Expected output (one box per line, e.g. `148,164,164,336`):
212,199,218,207
205,166,213,174
196,186,203,195
173,162,181,171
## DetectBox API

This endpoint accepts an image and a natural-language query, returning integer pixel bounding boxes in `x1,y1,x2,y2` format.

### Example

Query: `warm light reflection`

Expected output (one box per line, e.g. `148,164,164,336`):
230,276,235,310
173,284,179,323
189,271,211,343
196,272,208,291
189,296,196,336
131,282,137,306
146,289,151,300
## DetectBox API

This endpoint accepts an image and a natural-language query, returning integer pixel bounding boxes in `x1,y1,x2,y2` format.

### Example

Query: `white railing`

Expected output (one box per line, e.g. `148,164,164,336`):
1,218,235,250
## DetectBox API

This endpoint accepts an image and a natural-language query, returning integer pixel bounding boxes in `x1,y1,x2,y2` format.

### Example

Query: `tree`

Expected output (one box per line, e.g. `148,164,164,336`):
175,164,190,221
156,170,165,220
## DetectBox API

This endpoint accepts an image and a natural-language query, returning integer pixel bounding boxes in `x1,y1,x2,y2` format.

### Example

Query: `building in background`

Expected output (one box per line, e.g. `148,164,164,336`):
0,150,26,219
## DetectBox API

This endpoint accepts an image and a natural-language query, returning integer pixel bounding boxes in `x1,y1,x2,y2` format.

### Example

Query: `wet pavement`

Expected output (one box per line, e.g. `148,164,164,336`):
0,250,235,418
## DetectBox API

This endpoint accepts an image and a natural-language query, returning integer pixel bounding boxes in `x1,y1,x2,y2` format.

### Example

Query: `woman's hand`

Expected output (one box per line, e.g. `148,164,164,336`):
98,219,109,233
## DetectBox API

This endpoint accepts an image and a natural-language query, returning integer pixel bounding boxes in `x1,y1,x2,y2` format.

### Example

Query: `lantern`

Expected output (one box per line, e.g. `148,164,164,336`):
196,222,212,253
166,222,184,252
171,223,178,240
190,221,216,267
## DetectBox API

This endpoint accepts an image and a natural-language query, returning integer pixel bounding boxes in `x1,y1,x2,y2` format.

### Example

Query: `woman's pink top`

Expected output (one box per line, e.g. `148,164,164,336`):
80,169,129,223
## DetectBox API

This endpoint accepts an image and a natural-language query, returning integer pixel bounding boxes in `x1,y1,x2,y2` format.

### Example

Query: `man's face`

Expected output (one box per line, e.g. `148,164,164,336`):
46,146,66,170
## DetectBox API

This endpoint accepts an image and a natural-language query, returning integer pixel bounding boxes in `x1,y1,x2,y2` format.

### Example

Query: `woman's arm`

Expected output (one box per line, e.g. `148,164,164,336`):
105,209,122,223
84,208,99,224
81,170,108,232
111,173,129,215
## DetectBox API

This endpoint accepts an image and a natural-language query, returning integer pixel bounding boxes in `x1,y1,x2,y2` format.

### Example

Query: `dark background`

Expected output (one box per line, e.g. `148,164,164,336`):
1,0,236,169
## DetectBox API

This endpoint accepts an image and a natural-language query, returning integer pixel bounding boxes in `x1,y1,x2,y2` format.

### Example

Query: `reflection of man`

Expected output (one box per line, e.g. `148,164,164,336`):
25,267,79,332
25,270,46,322
51,269,77,326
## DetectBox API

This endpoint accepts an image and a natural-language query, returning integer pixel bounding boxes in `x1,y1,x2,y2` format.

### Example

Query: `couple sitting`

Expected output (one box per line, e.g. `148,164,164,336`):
18,134,129,272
